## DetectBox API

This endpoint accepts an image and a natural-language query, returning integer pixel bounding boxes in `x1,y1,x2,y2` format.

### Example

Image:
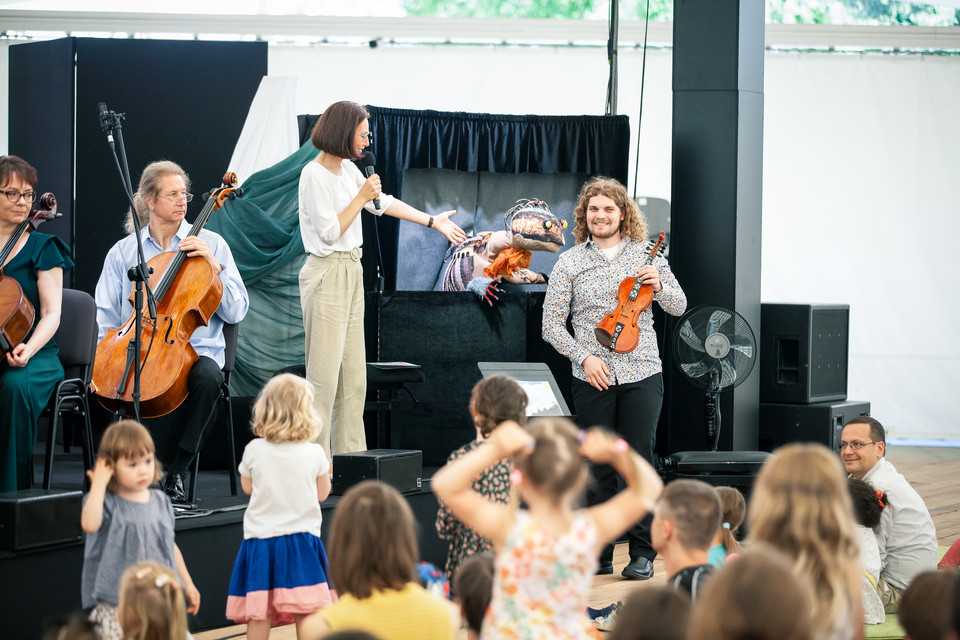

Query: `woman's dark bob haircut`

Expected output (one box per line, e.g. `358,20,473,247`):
310,101,369,161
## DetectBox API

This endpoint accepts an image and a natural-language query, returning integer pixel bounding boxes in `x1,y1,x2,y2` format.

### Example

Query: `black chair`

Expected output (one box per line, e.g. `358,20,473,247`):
42,289,98,489
274,362,424,449
187,322,239,502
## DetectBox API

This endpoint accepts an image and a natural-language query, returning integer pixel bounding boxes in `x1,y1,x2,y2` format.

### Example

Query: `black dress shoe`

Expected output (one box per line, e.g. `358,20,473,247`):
621,556,654,580
596,561,614,576
162,472,188,504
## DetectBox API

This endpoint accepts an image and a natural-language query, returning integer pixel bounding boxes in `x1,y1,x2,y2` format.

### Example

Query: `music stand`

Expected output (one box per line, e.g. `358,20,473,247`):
477,362,571,418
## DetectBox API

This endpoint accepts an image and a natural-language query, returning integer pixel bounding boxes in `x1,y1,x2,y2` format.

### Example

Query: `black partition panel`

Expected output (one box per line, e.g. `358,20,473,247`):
8,38,79,277
9,38,267,294
376,291,529,465
666,0,765,453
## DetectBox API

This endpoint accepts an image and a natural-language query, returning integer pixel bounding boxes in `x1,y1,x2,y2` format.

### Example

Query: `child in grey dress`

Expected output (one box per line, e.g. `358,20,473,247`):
81,420,200,640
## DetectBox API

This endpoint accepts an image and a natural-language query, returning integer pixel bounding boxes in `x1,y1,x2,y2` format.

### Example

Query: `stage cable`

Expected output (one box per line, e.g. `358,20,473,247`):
632,0,652,199
605,0,619,115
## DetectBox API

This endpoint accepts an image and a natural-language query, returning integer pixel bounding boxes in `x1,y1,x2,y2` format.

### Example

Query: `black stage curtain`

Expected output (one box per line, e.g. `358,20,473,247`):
298,107,630,290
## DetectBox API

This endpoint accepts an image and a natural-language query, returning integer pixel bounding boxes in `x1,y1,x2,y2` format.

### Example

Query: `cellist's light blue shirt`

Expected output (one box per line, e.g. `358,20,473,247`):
95,220,249,368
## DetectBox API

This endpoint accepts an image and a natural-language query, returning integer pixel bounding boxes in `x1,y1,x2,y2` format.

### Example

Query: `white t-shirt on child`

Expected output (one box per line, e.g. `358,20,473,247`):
238,439,330,539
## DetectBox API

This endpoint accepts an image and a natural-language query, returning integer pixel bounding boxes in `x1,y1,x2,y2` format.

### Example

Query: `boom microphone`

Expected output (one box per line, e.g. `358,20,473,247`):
360,151,380,210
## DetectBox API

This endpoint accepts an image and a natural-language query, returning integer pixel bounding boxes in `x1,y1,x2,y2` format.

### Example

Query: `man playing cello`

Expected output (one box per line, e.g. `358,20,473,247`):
95,160,248,504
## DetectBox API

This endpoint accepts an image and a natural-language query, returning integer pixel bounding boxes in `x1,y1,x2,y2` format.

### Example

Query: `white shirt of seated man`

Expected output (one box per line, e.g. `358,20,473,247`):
840,420,938,591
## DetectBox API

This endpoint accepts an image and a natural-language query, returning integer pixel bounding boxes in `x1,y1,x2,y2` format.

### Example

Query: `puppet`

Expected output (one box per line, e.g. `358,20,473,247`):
441,199,566,303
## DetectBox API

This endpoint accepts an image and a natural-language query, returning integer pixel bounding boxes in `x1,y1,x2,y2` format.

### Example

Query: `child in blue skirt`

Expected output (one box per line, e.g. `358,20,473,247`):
226,373,336,639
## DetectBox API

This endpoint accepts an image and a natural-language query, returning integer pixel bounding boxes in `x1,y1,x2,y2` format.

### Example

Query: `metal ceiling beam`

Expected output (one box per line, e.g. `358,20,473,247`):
1,10,959,49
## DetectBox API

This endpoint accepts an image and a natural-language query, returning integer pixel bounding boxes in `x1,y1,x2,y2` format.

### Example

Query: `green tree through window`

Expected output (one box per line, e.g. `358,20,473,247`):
401,0,959,26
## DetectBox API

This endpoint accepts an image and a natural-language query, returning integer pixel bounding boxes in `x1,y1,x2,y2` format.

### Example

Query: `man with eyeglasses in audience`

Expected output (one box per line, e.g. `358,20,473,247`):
840,416,938,613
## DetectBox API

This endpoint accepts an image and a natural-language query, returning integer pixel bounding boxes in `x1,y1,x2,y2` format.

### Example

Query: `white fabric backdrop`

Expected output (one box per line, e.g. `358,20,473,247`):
226,75,300,180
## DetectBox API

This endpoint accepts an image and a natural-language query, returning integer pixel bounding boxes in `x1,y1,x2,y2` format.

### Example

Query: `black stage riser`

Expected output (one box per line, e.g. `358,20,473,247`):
0,486,448,640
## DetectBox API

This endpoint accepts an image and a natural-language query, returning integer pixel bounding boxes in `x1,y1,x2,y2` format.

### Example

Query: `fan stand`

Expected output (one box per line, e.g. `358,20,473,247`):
705,370,722,452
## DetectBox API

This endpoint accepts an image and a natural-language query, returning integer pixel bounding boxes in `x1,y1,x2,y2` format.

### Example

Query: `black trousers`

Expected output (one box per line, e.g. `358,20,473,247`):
145,356,223,465
93,356,223,466
572,373,663,563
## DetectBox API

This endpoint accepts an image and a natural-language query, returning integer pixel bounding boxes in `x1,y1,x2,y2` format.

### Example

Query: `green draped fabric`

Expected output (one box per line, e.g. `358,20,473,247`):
206,140,318,396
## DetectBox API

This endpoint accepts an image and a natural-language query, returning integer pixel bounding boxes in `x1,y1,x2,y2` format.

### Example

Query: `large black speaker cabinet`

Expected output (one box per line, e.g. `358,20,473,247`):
0,489,82,551
760,303,849,404
759,400,870,452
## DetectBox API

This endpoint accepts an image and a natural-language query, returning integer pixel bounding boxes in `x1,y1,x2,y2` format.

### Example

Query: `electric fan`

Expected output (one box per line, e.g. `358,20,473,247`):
672,305,757,450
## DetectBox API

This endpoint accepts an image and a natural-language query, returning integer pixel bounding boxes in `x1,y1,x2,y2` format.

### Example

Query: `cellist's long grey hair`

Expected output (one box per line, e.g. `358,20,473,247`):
124,160,191,234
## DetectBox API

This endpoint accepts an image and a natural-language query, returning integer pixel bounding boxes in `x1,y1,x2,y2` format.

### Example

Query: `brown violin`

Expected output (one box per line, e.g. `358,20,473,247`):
91,173,242,418
0,193,60,355
594,231,666,354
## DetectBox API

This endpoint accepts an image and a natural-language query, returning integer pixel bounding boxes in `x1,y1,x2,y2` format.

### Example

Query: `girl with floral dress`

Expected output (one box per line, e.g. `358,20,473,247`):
432,417,662,640
435,374,527,585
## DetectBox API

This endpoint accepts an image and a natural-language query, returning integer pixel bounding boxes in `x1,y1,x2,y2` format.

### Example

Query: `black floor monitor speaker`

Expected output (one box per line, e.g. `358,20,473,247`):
760,303,849,404
662,451,770,498
759,400,871,452
0,489,83,551
331,449,423,496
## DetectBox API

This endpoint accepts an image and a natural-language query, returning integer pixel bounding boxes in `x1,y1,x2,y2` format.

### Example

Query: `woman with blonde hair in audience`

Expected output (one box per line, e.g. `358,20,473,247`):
748,443,863,640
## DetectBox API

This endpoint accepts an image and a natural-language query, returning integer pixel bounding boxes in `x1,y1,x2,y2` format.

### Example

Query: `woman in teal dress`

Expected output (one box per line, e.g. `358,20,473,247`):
0,155,73,492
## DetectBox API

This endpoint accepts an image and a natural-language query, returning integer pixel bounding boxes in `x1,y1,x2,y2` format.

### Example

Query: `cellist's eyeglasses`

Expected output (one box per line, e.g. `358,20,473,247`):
1,189,36,204
158,191,194,203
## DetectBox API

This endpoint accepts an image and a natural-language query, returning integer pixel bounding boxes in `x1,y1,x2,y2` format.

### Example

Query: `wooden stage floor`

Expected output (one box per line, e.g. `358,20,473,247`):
195,446,960,640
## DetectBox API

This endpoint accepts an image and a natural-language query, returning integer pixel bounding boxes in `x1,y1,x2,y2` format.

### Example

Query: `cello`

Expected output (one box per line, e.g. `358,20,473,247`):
594,231,666,354
91,173,242,418
0,193,60,355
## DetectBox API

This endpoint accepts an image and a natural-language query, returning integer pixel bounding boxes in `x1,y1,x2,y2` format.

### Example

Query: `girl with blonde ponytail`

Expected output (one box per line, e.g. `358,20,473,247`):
118,561,189,640
748,443,864,640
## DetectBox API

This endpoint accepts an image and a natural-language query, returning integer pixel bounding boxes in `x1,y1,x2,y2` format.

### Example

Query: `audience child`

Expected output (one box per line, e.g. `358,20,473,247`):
899,571,957,640
749,443,863,640
323,633,385,640
952,572,960,640
650,479,720,599
117,561,188,640
41,612,100,640
81,420,200,640
938,537,960,570
432,417,663,640
606,585,691,640
453,552,495,640
417,561,451,600
849,477,888,624
436,375,527,584
226,374,335,640
302,481,456,640
708,486,745,567
687,545,814,640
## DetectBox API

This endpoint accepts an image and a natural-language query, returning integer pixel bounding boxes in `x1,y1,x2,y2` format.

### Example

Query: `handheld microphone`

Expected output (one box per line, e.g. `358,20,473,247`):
361,151,380,210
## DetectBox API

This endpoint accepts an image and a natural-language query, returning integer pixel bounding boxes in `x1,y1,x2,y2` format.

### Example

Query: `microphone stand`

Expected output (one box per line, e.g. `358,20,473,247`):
99,106,157,423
